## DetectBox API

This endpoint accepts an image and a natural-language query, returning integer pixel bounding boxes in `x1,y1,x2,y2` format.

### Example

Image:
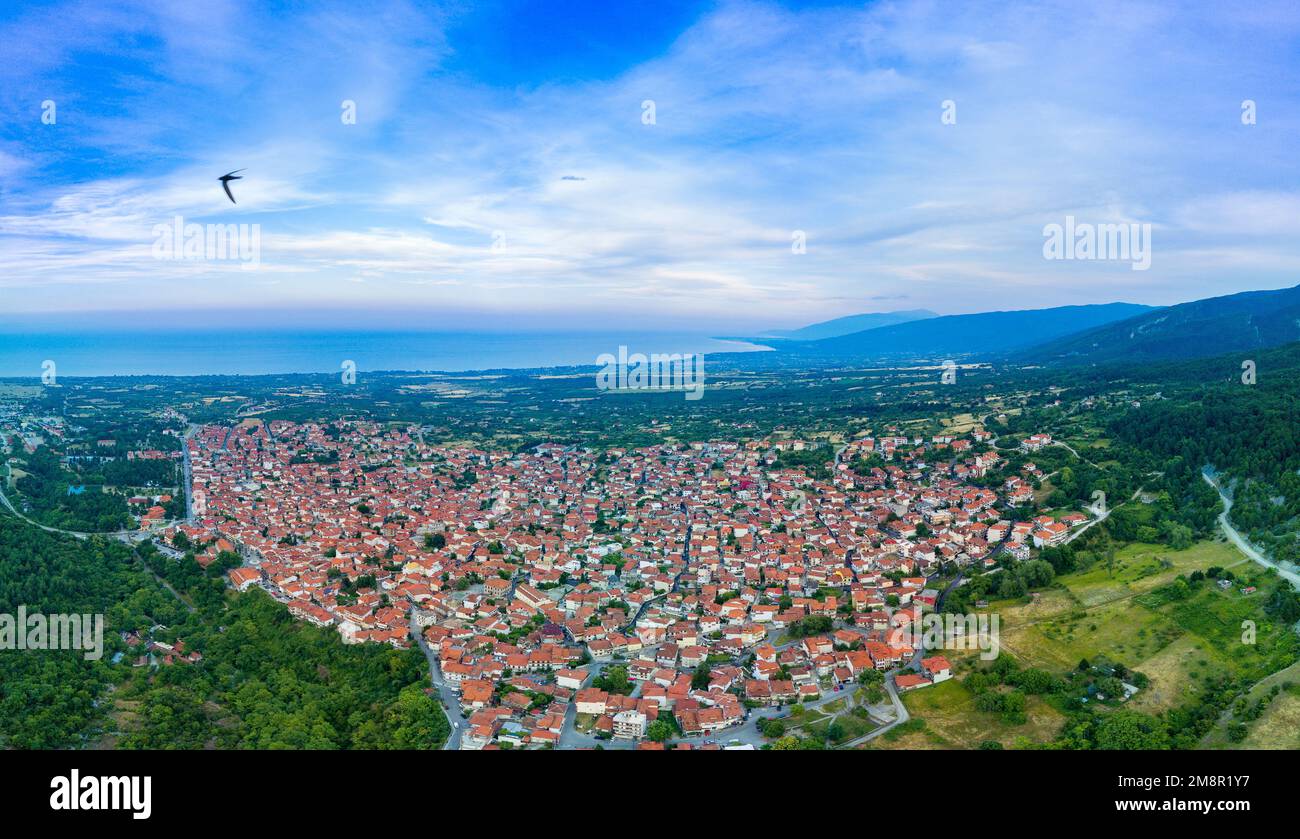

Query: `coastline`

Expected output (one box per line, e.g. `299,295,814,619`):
0,330,773,379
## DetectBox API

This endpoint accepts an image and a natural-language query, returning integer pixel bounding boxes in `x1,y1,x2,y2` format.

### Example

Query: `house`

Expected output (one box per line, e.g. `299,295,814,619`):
895,673,932,691
514,583,551,612
228,566,262,591
484,576,511,598
1031,521,1069,547
460,679,494,710
555,668,586,691
575,688,609,716
1019,433,1052,452
920,655,952,683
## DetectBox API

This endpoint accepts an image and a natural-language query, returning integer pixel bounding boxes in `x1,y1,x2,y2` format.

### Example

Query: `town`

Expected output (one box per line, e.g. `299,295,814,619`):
159,417,1093,749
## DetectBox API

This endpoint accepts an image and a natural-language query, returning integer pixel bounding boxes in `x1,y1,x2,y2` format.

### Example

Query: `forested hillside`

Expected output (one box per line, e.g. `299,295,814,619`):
1108,342,1300,564
0,518,180,747
769,302,1153,360
12,447,131,532
0,517,448,750
1026,284,1300,365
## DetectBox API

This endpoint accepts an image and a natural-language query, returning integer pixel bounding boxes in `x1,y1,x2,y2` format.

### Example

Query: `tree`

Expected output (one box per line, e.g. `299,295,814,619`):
381,684,452,749
592,665,633,695
857,668,884,687
1019,559,1055,589
788,614,834,638
646,718,675,742
1012,668,1054,695
1094,710,1170,750
1000,690,1027,724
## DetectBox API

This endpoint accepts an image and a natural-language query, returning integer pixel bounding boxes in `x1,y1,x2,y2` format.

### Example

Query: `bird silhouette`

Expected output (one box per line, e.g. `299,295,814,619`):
218,169,245,204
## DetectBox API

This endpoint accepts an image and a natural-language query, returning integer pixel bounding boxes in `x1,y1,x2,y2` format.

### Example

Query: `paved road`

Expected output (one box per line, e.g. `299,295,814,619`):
1203,469,1300,589
2,463,198,615
410,606,467,750
1060,488,1143,546
1052,439,1089,464
0,465,152,540
182,426,196,521
840,563,974,748
841,676,907,747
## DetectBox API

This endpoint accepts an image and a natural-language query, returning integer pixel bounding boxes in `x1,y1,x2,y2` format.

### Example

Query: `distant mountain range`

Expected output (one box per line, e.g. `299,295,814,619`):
742,284,1300,367
1020,284,1300,365
756,302,1154,360
758,309,937,340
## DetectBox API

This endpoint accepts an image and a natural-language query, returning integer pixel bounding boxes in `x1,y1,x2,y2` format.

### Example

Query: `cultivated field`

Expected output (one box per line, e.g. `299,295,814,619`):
901,540,1300,746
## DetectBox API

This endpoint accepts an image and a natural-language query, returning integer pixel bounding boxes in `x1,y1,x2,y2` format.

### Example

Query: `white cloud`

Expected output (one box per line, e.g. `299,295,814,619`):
1,0,1298,325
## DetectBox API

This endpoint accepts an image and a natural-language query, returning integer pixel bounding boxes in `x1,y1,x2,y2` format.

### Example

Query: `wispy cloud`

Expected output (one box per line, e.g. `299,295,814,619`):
1,0,1298,328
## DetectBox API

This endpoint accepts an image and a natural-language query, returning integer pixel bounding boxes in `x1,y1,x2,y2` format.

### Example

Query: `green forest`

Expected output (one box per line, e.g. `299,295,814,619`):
11,447,131,532
1107,342,1300,564
0,516,448,750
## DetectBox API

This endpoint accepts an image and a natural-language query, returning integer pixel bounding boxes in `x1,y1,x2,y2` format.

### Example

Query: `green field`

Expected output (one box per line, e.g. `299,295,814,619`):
1064,541,1240,607
866,678,1064,750
993,540,1299,728
1004,597,1181,671
1064,436,1111,451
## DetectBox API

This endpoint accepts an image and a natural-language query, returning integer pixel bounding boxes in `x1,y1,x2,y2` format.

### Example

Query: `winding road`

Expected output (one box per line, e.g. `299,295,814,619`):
1202,469,1300,589
1,462,195,613
0,464,148,540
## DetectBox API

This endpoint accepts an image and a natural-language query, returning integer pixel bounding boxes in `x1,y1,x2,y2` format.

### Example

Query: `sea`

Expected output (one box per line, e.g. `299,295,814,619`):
0,329,770,378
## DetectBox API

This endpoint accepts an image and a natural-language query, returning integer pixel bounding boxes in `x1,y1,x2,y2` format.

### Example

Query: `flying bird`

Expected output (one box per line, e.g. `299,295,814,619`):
218,169,245,204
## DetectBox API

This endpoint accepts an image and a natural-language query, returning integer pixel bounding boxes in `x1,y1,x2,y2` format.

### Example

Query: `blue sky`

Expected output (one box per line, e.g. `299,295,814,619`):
1,0,1299,332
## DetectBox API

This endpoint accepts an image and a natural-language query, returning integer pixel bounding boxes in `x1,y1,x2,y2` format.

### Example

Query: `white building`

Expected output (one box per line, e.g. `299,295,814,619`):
612,710,647,740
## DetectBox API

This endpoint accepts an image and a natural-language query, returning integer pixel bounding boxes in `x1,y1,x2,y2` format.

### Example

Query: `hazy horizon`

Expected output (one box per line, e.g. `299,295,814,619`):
0,281,1291,337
